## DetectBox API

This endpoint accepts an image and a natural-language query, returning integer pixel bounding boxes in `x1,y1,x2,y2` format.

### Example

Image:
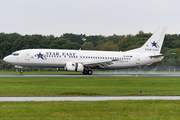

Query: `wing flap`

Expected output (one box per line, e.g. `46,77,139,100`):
82,59,118,68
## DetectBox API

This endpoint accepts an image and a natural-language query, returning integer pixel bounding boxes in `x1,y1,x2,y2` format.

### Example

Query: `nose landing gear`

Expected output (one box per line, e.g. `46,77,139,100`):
19,69,24,74
20,69,23,74
14,65,24,74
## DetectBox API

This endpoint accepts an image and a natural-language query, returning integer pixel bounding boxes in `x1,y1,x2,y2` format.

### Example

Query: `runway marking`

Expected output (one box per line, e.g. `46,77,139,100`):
0,74,180,77
1,97,180,101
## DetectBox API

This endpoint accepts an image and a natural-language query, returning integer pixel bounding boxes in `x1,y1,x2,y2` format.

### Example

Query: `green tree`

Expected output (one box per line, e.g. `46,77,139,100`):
0,62,12,69
100,41,118,51
64,42,81,50
86,35,106,47
50,38,69,49
0,41,12,56
50,38,81,49
40,35,55,48
82,42,94,50
118,34,133,51
164,34,177,49
106,34,125,44
61,33,85,45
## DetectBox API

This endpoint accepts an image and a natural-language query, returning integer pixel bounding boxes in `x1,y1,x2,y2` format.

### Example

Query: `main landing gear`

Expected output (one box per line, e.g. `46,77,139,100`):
82,69,93,75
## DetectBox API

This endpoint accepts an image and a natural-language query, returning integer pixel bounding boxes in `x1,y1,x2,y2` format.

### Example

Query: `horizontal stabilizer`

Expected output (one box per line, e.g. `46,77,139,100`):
150,53,176,58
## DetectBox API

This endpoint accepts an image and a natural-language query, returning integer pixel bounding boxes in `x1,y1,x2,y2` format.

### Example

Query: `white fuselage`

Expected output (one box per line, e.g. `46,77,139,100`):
3,49,162,69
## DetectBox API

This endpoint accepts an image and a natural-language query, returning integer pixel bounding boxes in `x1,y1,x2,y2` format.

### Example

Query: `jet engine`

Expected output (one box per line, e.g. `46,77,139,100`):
65,62,84,72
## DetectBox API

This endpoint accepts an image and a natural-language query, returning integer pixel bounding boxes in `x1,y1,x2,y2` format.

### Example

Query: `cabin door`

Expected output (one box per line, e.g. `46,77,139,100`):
25,51,31,61
136,55,140,64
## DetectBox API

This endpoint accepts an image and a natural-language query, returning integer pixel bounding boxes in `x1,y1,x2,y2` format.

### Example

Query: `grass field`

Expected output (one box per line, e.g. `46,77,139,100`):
0,77,180,96
1,100,180,120
0,77,180,119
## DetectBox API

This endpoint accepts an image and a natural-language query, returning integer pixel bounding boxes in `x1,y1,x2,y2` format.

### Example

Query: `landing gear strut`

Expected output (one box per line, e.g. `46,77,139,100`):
82,69,93,75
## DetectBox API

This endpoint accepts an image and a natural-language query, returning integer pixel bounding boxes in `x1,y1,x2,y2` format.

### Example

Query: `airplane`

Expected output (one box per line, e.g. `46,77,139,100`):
3,26,175,75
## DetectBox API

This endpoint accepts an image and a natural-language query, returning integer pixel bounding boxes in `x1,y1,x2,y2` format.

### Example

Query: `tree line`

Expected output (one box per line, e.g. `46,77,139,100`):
0,31,180,71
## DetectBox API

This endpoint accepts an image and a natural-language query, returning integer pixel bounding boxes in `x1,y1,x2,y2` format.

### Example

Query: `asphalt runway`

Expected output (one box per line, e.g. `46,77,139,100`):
1,96,180,101
0,74,180,77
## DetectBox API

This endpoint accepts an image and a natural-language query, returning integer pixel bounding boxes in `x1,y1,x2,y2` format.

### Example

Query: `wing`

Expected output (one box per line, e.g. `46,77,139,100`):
82,59,118,68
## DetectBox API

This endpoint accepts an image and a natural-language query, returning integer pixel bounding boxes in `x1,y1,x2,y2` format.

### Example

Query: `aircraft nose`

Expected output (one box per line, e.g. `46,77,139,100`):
3,56,11,63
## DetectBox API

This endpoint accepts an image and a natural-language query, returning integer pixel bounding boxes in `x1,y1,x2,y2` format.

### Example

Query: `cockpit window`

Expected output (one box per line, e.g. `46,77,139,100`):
11,52,19,56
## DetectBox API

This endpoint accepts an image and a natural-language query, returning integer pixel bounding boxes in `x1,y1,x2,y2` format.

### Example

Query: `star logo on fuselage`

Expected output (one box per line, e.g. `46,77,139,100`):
151,41,158,48
72,63,75,67
37,52,44,60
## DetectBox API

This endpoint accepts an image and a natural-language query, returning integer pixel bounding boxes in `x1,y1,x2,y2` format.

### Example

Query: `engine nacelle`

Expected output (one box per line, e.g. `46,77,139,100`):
65,62,84,72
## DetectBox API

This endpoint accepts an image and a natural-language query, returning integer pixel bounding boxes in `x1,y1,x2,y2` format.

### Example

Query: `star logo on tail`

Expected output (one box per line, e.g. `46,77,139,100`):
151,41,158,48
37,52,44,60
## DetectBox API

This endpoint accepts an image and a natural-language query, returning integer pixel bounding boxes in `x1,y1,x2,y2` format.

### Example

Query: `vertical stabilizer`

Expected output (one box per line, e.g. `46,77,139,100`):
127,26,167,54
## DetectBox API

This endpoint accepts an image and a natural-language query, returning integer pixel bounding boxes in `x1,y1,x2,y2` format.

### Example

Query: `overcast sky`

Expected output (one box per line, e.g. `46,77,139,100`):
0,0,180,36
